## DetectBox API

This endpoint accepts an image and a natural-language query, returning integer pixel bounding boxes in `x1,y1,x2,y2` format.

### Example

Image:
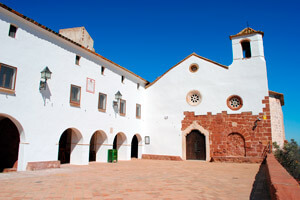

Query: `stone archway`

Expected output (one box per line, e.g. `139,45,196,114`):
113,132,127,160
89,130,107,162
186,130,206,160
58,128,82,164
227,133,246,157
0,117,20,172
182,121,210,161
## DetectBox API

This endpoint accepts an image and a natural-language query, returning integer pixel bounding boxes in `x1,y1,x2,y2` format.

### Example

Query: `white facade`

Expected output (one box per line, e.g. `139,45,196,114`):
0,4,285,171
144,34,269,157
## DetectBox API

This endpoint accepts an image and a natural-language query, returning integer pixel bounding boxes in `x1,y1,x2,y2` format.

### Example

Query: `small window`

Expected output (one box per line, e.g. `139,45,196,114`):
101,66,105,75
189,64,199,73
70,85,81,106
227,95,243,110
136,104,141,119
241,41,251,58
0,63,17,93
137,83,140,90
121,76,125,83
8,24,17,38
186,90,202,106
98,93,107,112
75,55,81,65
120,99,126,116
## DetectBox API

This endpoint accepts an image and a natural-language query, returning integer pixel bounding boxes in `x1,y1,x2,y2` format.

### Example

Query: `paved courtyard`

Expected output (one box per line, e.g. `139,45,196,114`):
0,160,268,200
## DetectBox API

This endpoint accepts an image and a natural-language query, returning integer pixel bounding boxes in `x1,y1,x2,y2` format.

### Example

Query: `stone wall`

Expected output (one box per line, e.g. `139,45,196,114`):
266,154,300,200
269,96,285,147
181,96,272,162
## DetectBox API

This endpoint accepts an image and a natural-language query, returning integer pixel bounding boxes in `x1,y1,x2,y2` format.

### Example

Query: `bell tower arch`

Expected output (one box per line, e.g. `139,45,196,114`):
230,27,265,61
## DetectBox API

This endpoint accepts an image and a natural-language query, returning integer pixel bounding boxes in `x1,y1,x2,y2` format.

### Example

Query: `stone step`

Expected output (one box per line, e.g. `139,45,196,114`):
2,168,17,173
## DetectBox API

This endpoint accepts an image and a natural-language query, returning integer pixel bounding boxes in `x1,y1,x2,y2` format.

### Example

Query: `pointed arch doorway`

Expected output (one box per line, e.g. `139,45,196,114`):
186,130,206,160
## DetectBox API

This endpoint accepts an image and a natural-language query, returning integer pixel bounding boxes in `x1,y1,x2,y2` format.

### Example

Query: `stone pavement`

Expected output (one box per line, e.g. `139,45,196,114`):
0,160,268,200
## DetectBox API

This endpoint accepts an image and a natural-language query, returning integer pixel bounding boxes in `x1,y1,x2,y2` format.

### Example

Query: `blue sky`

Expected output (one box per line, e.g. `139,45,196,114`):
1,0,299,143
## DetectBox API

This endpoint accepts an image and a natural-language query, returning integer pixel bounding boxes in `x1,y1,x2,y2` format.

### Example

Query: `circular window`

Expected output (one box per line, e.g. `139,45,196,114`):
189,64,199,73
186,90,202,106
227,95,243,110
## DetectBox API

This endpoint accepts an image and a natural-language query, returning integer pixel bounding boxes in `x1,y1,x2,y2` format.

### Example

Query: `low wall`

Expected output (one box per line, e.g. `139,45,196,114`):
142,154,182,161
266,153,300,199
26,161,60,171
212,156,263,163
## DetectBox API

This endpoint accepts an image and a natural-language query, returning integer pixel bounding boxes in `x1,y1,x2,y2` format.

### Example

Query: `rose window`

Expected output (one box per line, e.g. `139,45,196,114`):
191,94,200,103
227,95,243,110
186,90,202,106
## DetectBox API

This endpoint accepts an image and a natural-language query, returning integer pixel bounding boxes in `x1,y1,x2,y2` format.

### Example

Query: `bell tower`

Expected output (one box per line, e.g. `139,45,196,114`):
230,27,265,61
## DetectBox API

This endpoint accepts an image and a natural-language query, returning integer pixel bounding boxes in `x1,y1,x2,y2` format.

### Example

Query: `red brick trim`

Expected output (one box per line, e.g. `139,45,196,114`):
212,156,263,163
26,161,60,171
182,96,272,162
266,154,300,200
142,154,182,161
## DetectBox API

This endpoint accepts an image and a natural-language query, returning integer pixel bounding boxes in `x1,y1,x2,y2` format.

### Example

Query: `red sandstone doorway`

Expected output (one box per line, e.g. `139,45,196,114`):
0,117,20,172
186,130,206,160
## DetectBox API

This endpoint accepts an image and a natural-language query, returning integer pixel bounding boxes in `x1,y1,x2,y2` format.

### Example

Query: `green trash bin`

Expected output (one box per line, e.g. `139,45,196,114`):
108,149,118,163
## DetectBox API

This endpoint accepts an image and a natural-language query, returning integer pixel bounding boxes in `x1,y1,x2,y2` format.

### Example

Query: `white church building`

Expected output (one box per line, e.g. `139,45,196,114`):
0,3,285,172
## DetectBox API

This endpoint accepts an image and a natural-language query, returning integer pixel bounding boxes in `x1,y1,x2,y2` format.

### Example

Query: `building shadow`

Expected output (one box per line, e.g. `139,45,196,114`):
40,82,52,106
250,161,271,200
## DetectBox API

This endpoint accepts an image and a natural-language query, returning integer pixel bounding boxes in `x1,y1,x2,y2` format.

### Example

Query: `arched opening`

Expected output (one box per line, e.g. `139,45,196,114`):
89,131,107,162
58,128,82,164
186,130,206,160
113,132,127,160
241,40,251,58
131,135,138,158
227,133,246,157
131,134,142,159
0,117,20,172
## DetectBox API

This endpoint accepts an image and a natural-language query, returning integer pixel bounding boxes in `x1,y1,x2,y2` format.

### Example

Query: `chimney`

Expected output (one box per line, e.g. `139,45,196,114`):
59,27,95,51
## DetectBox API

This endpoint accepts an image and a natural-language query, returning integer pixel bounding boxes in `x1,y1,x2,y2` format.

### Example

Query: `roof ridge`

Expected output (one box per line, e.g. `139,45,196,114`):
146,53,228,88
230,27,264,40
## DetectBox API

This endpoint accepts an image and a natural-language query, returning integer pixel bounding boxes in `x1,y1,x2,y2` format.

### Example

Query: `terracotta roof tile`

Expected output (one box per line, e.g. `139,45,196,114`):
230,27,264,40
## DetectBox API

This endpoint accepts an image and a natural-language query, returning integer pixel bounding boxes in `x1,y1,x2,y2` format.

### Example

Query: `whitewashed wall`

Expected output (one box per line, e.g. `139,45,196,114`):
0,8,146,171
143,34,269,157
0,6,275,170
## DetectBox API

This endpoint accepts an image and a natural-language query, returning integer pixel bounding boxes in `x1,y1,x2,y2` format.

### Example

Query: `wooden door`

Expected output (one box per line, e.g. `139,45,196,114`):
186,130,206,160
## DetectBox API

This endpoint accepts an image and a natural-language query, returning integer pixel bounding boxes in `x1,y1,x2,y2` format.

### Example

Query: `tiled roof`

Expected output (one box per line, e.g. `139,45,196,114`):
146,53,228,88
0,3,148,83
230,27,264,40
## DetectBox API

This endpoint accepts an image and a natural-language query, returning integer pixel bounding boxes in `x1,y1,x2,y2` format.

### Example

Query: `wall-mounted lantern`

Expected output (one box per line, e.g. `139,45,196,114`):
145,136,150,145
113,91,122,112
39,67,52,90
